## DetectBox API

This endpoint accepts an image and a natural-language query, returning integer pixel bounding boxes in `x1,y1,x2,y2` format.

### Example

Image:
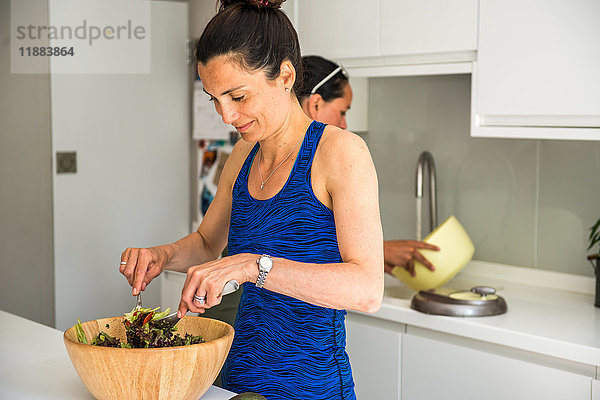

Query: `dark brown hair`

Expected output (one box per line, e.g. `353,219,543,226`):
195,0,302,94
297,55,349,102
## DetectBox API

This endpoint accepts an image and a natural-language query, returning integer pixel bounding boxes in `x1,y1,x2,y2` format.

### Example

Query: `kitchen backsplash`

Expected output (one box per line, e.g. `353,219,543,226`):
365,74,600,277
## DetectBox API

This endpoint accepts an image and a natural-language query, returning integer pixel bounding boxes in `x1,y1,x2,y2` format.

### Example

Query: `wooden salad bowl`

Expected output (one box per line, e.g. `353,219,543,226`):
64,316,234,400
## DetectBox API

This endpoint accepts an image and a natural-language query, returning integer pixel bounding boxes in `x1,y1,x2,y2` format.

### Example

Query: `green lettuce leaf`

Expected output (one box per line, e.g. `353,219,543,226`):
75,319,88,344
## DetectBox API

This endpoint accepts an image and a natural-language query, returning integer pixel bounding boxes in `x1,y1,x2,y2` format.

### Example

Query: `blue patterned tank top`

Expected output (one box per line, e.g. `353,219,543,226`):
221,121,356,400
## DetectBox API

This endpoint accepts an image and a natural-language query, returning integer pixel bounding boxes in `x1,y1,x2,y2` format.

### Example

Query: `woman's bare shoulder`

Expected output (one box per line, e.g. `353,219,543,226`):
317,125,371,164
311,125,376,201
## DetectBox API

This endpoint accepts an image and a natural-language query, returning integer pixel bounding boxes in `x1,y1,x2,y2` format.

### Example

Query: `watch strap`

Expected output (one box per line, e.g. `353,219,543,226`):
256,254,272,288
256,269,268,288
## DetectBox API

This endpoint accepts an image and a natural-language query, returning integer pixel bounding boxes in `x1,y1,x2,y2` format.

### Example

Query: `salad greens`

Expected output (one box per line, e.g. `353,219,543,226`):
75,319,88,344
75,307,204,348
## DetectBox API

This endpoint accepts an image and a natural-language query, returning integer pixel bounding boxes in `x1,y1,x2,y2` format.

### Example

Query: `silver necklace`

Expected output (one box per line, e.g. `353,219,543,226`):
258,136,303,190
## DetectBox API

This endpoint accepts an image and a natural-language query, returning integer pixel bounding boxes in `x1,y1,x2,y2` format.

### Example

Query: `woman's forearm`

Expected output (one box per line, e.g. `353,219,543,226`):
164,230,223,273
178,252,383,317
257,257,383,313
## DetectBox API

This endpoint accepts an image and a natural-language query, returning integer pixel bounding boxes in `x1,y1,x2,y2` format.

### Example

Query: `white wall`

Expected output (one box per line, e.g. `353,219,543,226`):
189,0,218,38
367,74,600,277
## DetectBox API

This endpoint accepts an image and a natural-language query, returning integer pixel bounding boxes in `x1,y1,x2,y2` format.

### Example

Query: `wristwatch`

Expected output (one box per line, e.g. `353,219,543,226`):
256,254,273,288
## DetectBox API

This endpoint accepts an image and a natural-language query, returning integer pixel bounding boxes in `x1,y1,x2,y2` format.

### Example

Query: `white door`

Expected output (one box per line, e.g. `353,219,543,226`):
51,1,190,330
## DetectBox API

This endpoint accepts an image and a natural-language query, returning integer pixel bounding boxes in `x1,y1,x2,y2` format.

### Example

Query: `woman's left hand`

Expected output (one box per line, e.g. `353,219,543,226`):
177,253,257,317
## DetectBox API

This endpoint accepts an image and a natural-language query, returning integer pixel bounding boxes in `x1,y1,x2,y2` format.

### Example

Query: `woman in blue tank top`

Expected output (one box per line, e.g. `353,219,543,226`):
119,1,383,398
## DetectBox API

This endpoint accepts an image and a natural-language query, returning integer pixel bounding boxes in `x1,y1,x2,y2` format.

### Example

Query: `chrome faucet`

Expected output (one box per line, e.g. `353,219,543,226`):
415,151,438,241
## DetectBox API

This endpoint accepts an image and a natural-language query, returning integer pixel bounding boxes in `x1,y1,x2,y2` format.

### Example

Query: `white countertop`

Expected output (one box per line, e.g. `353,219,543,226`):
0,310,235,400
359,261,600,367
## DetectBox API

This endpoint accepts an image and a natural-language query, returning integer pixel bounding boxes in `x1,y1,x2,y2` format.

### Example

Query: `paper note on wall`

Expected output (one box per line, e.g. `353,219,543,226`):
192,80,232,140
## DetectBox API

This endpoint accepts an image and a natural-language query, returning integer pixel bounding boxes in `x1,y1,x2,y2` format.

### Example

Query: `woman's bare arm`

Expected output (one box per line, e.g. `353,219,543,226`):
120,140,255,295
178,127,384,314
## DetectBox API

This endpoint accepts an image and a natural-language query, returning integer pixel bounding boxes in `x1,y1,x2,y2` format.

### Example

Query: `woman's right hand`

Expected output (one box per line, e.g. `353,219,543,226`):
383,240,439,277
119,246,172,296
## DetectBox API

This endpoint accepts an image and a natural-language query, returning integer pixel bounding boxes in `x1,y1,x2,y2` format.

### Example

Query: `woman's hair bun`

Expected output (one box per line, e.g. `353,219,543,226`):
220,0,285,10
199,0,301,93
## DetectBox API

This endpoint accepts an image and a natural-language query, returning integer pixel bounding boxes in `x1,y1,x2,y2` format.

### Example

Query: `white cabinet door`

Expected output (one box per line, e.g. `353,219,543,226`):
473,0,600,139
381,0,477,56
402,327,592,400
345,313,402,400
296,0,379,60
593,379,600,400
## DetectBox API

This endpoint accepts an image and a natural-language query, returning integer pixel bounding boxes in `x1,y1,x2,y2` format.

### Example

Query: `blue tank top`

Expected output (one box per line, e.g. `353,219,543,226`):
221,121,356,400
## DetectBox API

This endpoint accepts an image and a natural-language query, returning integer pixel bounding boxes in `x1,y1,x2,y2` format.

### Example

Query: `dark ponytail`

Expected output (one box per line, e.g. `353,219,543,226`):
297,55,349,103
195,0,302,94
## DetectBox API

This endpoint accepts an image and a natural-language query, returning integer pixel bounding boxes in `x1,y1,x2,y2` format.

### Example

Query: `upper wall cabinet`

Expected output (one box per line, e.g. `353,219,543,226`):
296,0,379,60
296,0,477,76
380,0,477,57
472,0,600,140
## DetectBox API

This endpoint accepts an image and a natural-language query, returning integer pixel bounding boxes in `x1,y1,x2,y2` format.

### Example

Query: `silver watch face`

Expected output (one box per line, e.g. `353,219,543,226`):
258,255,273,272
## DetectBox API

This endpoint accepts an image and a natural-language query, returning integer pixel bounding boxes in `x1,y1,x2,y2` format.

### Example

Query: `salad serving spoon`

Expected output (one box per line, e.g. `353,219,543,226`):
156,279,240,329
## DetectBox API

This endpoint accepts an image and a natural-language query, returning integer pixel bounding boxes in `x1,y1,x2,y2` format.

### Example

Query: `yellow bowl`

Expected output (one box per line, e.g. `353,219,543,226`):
63,316,234,400
392,215,475,291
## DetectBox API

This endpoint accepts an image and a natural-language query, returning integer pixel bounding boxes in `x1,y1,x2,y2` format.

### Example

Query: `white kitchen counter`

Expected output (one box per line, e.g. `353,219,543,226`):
360,261,600,367
0,310,236,400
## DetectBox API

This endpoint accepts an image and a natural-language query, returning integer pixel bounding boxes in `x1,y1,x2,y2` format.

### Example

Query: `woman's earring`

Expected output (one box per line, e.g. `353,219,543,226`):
285,88,289,92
